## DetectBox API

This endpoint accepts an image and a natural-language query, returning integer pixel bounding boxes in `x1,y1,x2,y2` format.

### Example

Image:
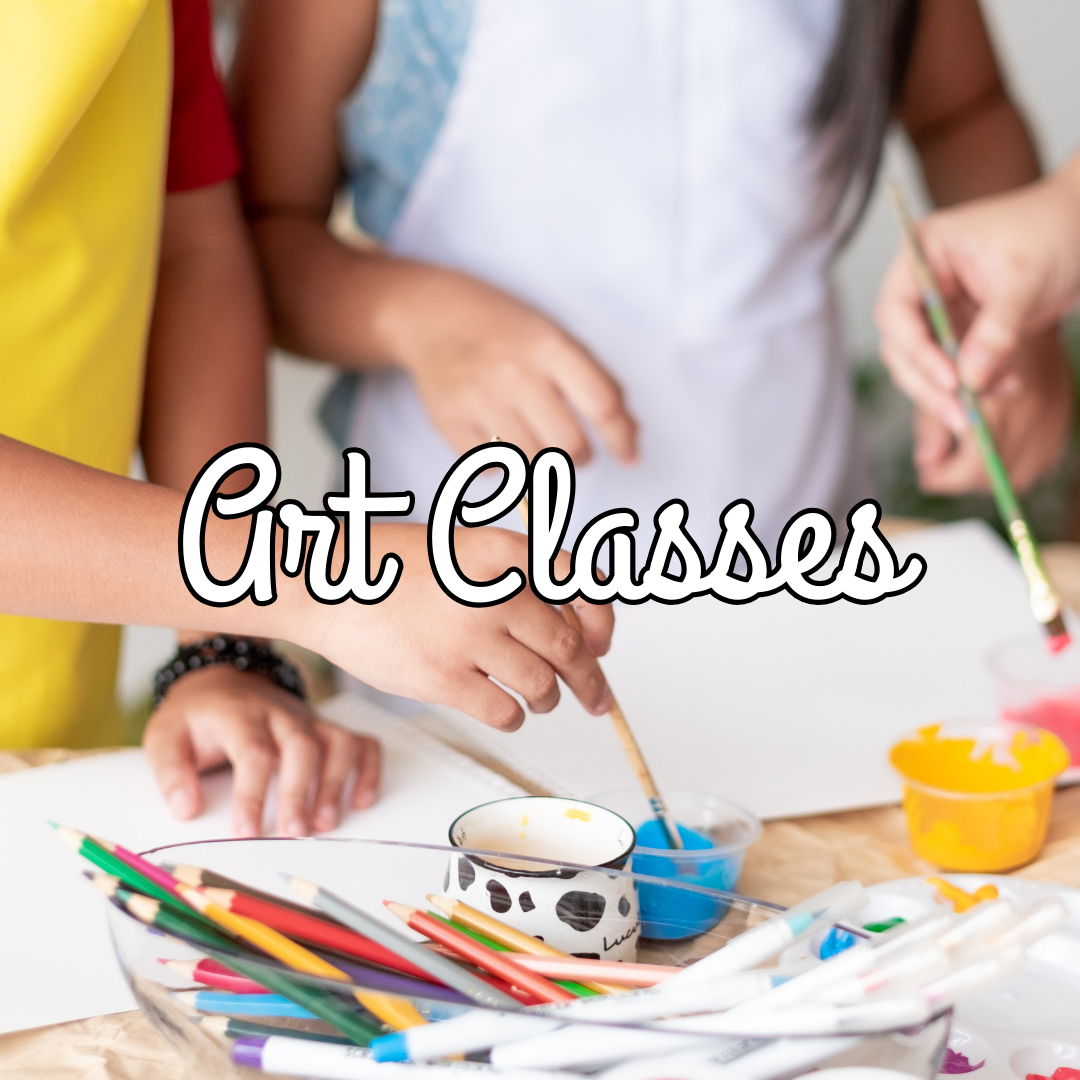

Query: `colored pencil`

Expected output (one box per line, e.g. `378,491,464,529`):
424,914,596,996
286,877,522,1010
197,1014,350,1045
56,824,213,924
178,885,426,1031
164,862,335,919
87,833,181,895
176,990,317,1019
506,956,678,987
386,902,575,1005
92,876,246,955
197,886,438,983
164,958,269,995
191,939,477,1007
217,953,385,1046
887,182,1071,652
427,894,621,994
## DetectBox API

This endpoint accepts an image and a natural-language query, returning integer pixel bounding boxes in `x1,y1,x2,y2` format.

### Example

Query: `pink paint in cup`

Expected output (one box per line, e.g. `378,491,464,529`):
988,633,1080,764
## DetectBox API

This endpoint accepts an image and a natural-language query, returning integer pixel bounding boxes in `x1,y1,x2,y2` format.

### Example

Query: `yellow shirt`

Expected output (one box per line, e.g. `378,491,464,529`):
0,0,170,746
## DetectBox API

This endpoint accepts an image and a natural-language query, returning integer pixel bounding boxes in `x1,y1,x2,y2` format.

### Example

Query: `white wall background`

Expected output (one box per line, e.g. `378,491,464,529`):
117,2,1080,712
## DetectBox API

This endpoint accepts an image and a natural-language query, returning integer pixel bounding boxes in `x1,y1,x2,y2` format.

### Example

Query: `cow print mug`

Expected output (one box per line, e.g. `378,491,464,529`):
446,796,641,961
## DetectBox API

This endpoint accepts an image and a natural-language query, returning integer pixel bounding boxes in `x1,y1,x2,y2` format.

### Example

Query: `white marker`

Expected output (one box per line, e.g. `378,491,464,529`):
936,898,1018,956
605,1036,856,1080
669,881,870,986
491,1025,729,1071
370,1012,561,1063
233,1034,565,1080
985,897,1068,952
543,970,786,1024
370,971,787,1062
919,946,1026,1012
658,997,930,1037
811,944,949,1005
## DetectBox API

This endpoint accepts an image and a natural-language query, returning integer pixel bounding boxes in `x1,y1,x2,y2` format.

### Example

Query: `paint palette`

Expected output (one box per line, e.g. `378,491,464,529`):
783,875,1080,1080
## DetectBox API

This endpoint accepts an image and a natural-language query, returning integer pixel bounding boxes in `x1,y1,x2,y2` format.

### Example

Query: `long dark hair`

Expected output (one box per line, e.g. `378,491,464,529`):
808,0,921,243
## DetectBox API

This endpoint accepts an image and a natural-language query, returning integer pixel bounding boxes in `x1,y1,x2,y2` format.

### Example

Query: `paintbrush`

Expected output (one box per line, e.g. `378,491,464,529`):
497,436,683,849
888,182,1070,654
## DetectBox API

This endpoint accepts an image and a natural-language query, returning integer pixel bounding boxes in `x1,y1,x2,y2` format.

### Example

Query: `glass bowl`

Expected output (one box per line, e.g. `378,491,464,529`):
104,838,951,1078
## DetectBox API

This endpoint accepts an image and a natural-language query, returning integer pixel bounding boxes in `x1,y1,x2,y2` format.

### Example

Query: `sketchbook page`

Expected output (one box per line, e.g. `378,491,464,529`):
0,699,521,1034
423,520,1043,820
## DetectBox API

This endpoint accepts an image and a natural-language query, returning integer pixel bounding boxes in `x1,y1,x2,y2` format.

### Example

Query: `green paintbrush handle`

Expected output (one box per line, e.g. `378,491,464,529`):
890,179,1064,627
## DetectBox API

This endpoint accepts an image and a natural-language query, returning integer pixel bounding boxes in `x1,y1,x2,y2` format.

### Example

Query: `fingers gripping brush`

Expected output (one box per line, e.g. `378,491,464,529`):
494,434,684,849
888,183,1070,654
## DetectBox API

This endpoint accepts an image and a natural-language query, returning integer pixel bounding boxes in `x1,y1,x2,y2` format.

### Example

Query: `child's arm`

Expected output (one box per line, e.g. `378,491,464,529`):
231,0,637,468
0,435,615,752
885,0,1072,493
137,178,378,838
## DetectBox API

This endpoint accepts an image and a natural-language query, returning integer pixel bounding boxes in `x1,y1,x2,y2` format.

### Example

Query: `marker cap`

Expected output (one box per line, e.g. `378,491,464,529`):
231,1036,268,1070
371,1032,409,1062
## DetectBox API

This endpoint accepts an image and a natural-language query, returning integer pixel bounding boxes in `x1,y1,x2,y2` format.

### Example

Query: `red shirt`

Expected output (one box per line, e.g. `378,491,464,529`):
166,0,240,193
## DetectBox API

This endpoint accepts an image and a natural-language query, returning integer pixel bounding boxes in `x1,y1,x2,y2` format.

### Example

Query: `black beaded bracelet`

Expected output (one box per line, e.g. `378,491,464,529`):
153,635,306,708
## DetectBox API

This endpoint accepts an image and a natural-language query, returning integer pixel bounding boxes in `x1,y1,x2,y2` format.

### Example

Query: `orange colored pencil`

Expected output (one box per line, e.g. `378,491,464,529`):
385,902,575,1005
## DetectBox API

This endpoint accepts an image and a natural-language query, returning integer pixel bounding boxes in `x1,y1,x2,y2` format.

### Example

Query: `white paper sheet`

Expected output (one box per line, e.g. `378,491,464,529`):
421,520,1047,819
0,697,521,1034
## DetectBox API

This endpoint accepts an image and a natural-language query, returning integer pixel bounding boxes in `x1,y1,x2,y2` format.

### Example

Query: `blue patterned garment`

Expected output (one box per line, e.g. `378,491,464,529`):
339,0,475,241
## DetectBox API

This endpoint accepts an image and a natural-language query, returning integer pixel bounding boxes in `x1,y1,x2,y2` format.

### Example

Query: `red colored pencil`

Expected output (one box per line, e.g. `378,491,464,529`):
162,958,268,995
199,887,438,983
384,902,575,1005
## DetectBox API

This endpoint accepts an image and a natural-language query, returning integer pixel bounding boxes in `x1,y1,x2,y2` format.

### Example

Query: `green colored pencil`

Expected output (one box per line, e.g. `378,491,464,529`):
197,1014,350,1045
53,822,217,927
97,878,382,1047
93,877,247,955
889,182,1071,652
218,954,385,1046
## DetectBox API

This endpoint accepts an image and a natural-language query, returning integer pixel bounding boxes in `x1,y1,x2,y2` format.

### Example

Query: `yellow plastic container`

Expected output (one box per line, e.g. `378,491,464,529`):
889,722,1068,871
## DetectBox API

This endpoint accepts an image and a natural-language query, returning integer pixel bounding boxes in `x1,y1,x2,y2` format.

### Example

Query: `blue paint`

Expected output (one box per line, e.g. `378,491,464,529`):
818,926,859,958
632,821,743,940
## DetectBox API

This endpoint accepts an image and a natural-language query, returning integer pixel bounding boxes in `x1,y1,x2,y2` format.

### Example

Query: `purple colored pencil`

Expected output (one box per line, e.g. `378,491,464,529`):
322,953,471,1006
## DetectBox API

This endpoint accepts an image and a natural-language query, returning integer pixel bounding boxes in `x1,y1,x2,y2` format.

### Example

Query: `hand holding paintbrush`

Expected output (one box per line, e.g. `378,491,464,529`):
887,183,1071,654
500,452,683,850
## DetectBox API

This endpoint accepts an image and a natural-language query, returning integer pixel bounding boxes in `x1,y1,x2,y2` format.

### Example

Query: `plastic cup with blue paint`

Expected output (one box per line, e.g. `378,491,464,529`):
589,789,761,940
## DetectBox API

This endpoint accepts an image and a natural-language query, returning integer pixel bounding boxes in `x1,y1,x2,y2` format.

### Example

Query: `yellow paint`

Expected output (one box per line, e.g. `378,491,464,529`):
890,725,1068,871
564,807,593,822
926,876,999,913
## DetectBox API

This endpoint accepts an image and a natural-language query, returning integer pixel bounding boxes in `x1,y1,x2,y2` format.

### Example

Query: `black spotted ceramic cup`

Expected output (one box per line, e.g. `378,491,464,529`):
446,796,640,961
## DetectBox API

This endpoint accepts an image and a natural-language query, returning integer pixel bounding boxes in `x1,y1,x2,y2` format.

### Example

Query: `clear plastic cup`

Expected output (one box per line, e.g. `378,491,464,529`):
889,721,1068,871
988,633,1080,765
588,789,761,940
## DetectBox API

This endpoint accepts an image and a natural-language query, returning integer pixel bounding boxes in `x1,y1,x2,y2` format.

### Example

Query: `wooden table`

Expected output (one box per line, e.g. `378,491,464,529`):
5,537,1080,1078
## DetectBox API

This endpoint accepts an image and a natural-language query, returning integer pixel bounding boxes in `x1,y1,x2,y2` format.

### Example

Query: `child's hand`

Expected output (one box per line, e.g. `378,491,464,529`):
143,665,380,838
301,524,615,733
386,265,638,466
